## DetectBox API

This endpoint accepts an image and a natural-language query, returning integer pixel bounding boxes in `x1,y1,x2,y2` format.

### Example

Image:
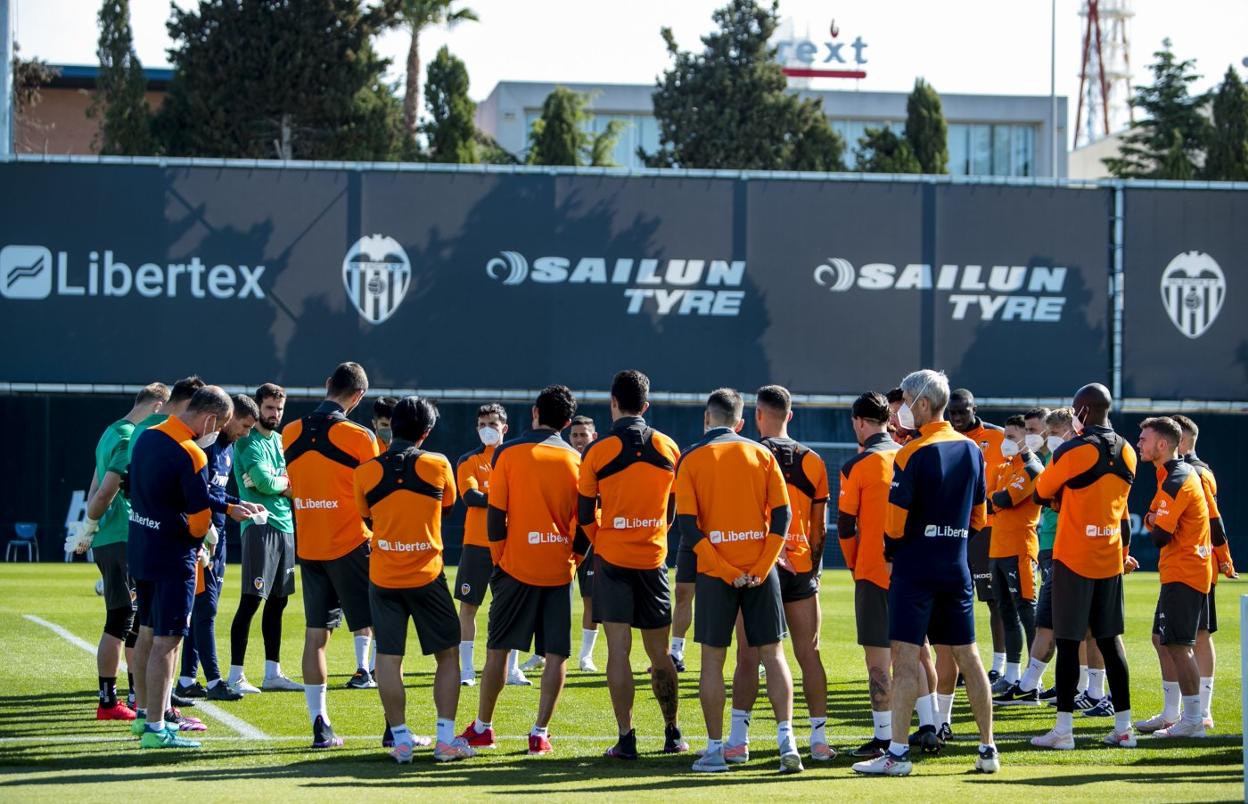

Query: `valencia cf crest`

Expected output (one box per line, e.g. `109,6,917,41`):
1160,251,1225,340
343,234,411,325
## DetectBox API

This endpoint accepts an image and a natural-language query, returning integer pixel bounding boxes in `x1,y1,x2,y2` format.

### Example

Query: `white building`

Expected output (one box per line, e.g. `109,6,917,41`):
476,80,1069,178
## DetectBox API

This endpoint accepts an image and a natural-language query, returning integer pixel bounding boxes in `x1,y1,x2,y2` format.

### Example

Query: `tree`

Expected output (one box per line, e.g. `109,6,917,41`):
156,0,407,161
11,43,60,152
89,0,154,155
855,127,922,173
1104,40,1210,179
1204,65,1248,181
421,46,476,163
644,0,845,171
526,87,625,167
904,78,948,174
386,0,478,142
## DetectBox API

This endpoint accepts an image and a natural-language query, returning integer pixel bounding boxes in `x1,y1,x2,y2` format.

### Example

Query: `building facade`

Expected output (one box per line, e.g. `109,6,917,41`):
477,80,1068,178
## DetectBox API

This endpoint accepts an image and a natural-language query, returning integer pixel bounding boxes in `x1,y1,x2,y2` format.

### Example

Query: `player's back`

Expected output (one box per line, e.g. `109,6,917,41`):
491,430,581,586
760,436,828,574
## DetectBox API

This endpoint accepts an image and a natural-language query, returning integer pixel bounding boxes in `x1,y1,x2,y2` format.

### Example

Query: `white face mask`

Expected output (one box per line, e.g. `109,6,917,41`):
1046,435,1065,453
478,426,502,447
196,431,219,449
1024,433,1045,453
1000,439,1021,458
896,402,917,431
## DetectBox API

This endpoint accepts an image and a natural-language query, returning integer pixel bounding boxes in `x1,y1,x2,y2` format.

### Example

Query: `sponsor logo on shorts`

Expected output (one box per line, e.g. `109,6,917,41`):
128,511,162,530
254,577,265,591
923,524,969,538
613,516,663,529
708,529,764,544
375,539,432,553
461,583,471,595
294,498,340,510
527,531,568,545
1085,524,1119,538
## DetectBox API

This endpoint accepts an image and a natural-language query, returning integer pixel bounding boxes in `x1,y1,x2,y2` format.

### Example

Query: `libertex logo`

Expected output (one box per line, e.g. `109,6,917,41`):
813,258,1070,321
0,245,265,300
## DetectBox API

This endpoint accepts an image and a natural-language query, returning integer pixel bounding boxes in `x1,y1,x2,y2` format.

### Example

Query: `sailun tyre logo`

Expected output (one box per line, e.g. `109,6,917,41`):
812,257,856,292
487,251,529,285
1160,251,1225,339
343,234,411,325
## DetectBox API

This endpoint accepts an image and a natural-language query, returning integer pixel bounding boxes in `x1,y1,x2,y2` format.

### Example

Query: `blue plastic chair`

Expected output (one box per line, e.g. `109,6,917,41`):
7,523,38,562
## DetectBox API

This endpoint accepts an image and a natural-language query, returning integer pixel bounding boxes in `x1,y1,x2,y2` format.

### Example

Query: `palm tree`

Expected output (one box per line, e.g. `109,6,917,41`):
391,0,479,140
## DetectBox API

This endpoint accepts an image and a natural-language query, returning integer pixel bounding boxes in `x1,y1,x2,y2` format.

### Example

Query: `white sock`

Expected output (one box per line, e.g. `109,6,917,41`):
178,676,195,688
1115,709,1132,732
1019,657,1047,692
1162,680,1181,720
304,683,327,724
264,660,280,679
354,635,370,671
473,717,490,734
937,692,955,726
809,716,826,745
507,650,520,674
1056,710,1073,733
729,708,751,745
580,628,598,660
148,717,166,733
1087,668,1106,700
776,720,795,753
1077,664,1089,692
706,737,724,754
459,641,474,675
1005,662,1021,684
916,693,935,728
228,664,244,683
392,723,412,745
436,718,454,745
1199,676,1214,719
1181,694,1202,726
670,637,685,660
888,740,908,757
531,724,548,737
369,641,377,672
991,652,1005,674
872,710,892,741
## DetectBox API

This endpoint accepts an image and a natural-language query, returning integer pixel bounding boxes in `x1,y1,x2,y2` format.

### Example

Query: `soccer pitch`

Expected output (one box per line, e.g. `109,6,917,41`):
0,564,1242,801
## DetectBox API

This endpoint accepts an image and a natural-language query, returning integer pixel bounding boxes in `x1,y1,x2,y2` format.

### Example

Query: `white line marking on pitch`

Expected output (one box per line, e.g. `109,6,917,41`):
22,613,270,740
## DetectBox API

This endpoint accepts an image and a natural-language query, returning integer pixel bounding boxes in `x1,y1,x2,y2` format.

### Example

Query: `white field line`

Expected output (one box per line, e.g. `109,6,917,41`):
21,614,270,740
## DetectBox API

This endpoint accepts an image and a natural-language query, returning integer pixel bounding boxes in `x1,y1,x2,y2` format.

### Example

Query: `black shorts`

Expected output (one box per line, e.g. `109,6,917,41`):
1152,582,1208,647
778,565,820,603
1049,560,1124,641
693,568,787,649
578,546,595,597
990,555,1038,606
369,575,460,656
94,542,135,612
592,555,671,630
968,528,994,601
1203,583,1218,634
135,576,194,638
454,544,494,606
889,573,975,646
486,570,572,657
240,524,296,600
675,543,697,584
855,579,889,648
301,542,372,631
1035,550,1055,629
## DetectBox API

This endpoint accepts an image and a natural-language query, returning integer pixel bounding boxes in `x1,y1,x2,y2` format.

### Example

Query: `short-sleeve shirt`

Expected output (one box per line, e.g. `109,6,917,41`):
988,451,1044,560
456,444,498,548
489,429,581,587
127,416,213,582
674,427,790,572
838,432,900,589
578,416,680,570
354,446,457,589
282,401,380,561
1149,459,1213,594
92,418,135,548
759,436,829,574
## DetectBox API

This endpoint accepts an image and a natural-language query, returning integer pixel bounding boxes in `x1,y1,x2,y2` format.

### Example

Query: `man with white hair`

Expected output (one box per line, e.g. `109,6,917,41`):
853,369,998,777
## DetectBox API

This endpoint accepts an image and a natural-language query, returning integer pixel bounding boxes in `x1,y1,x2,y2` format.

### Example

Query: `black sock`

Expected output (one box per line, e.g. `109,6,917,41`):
1096,637,1131,712
1055,637,1081,712
99,676,117,706
230,594,263,666
261,594,288,663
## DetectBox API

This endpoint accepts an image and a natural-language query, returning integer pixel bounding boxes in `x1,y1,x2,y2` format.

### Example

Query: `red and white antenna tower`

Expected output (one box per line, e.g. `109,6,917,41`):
1075,0,1134,146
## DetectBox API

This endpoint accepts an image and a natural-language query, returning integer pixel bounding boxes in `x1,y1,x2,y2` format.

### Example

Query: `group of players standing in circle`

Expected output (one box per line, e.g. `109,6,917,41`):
71,362,1232,776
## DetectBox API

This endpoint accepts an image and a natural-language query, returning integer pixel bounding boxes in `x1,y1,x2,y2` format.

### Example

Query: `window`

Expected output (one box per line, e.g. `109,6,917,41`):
945,123,1036,176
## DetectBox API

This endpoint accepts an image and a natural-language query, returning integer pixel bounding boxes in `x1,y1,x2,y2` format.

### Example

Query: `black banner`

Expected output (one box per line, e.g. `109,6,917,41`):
1122,189,1247,400
1,162,1110,396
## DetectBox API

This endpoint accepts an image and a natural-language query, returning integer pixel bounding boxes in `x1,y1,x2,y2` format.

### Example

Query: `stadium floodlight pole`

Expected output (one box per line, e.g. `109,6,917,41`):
1050,0,1058,177
0,0,13,158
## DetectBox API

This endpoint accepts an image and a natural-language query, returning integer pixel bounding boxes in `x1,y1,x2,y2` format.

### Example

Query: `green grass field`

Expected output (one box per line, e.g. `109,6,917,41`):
0,564,1243,801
